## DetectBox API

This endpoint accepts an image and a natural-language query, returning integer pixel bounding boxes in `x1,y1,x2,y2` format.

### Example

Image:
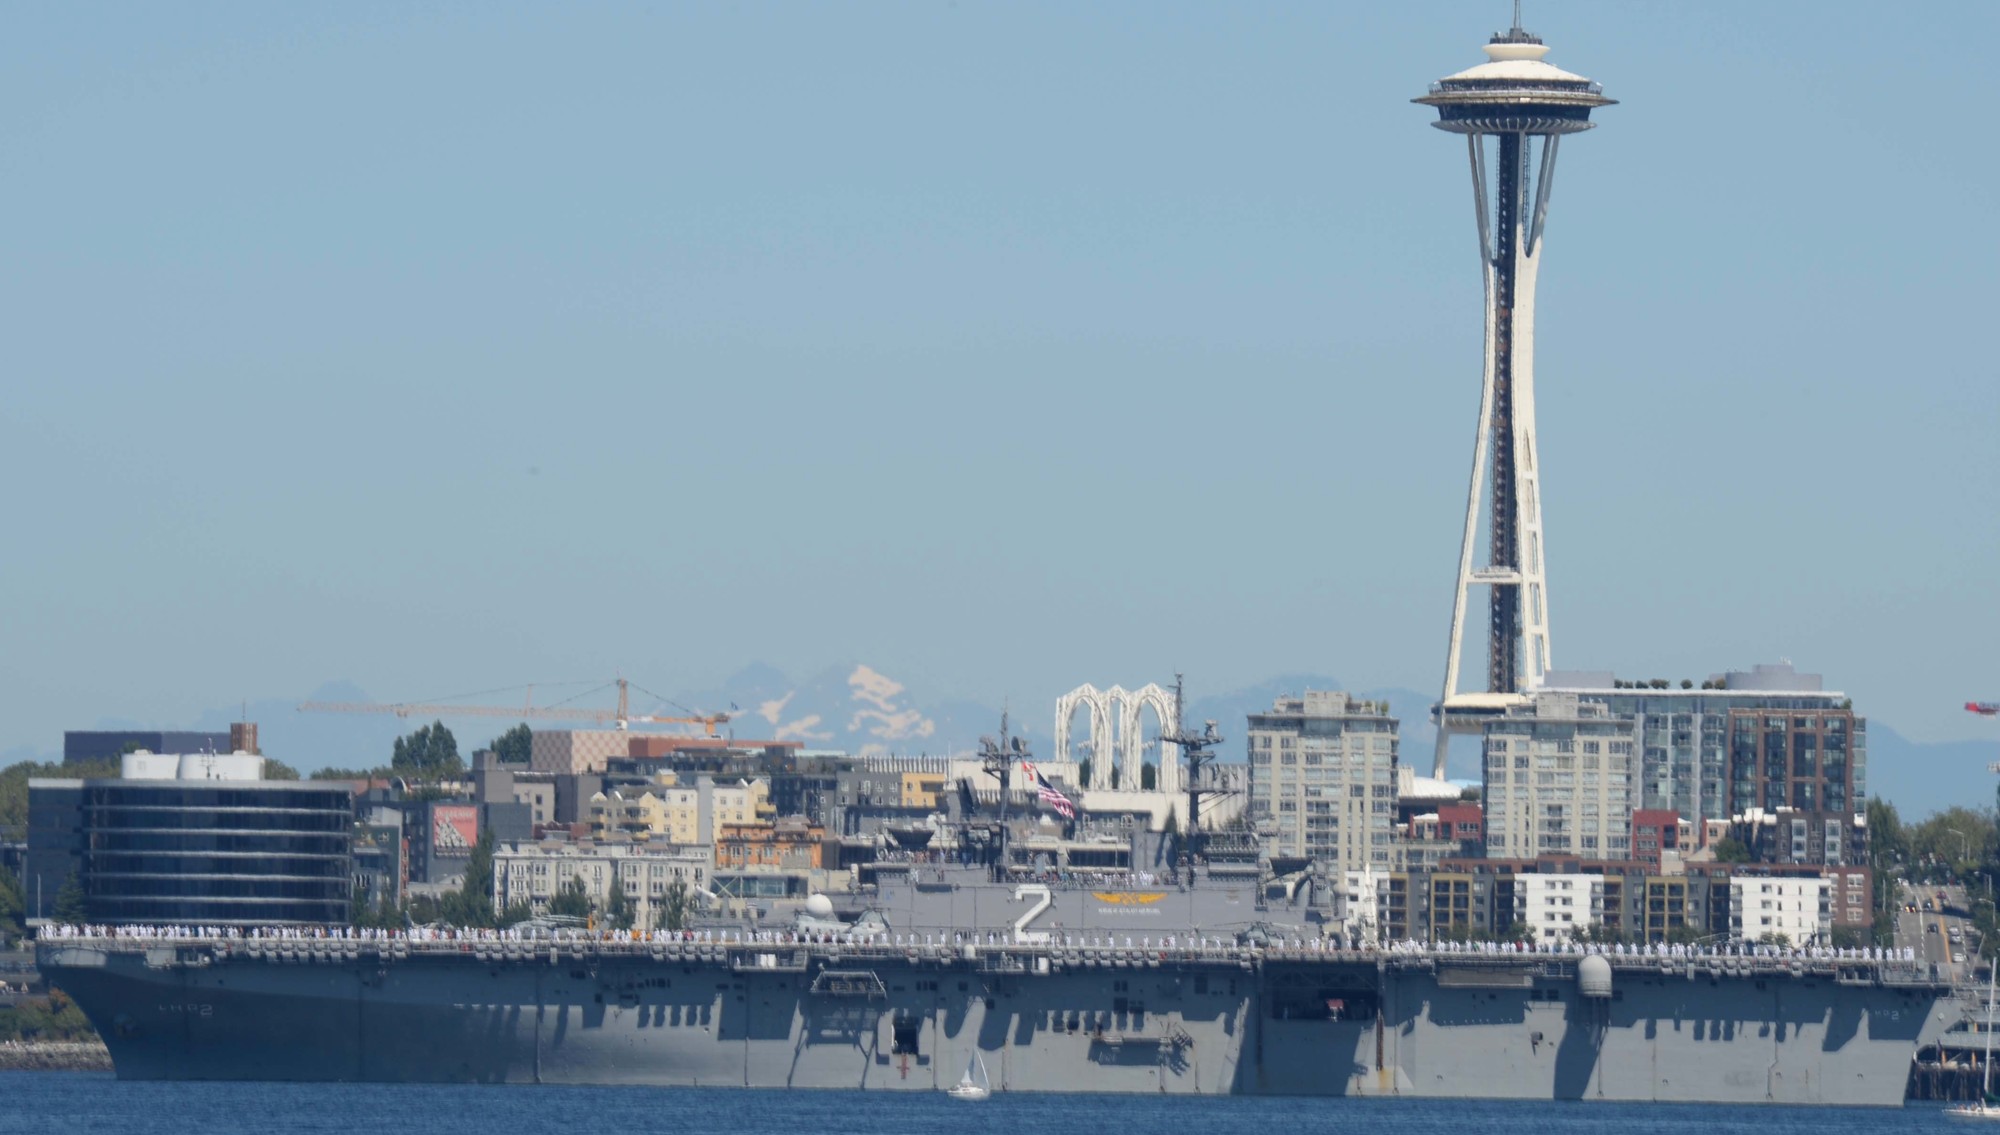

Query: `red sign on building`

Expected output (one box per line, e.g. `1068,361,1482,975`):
433,805,478,852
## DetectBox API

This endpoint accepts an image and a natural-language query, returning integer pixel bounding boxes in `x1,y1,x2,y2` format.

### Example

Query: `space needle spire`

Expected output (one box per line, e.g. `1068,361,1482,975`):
1416,16,1614,775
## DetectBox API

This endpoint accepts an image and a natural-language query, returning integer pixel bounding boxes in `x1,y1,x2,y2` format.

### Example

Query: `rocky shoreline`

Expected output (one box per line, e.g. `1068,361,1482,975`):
0,1041,113,1072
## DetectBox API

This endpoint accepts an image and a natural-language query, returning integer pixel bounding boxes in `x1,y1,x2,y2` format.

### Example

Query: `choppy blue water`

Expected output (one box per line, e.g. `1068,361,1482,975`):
0,1073,1961,1135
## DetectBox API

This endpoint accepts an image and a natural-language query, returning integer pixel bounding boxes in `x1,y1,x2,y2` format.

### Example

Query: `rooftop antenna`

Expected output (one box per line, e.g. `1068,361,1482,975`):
1514,0,1523,32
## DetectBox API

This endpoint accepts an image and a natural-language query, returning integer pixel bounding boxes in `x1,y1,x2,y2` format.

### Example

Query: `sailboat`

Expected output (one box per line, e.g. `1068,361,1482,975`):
946,1049,991,1101
1949,963,2000,1120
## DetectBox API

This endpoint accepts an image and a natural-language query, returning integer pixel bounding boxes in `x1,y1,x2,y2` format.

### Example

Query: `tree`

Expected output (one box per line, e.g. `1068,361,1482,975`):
489,724,532,765
1909,807,1997,882
1871,909,1897,949
1573,922,1627,947
547,876,592,920
445,828,497,928
655,878,692,932
392,721,463,783
0,866,24,943
498,899,534,927
1664,924,1703,946
0,758,117,839
1975,899,2000,961
606,874,634,931
1436,921,1477,944
348,888,380,929
1711,836,1752,864
52,874,88,925
1867,799,1907,871
404,893,443,927
262,758,302,781
0,986,96,1043
1866,798,1909,938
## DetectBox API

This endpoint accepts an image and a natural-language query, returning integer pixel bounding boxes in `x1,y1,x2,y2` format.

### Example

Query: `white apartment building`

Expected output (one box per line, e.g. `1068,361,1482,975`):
1729,876,1831,946
1342,867,1384,944
1513,873,1604,943
1247,692,1399,875
1482,694,1637,860
494,841,711,927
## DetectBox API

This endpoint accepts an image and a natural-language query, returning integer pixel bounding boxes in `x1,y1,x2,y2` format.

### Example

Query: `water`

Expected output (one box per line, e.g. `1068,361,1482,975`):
0,1074,1965,1135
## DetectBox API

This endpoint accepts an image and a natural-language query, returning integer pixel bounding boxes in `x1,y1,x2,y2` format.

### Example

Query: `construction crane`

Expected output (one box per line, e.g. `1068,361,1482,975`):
299,678,729,736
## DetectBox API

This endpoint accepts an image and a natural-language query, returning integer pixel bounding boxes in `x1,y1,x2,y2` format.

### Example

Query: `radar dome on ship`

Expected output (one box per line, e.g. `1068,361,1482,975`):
1577,954,1613,999
804,894,834,918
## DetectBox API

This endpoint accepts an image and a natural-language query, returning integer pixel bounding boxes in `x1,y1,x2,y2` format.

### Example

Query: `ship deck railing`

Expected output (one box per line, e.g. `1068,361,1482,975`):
36,933,1953,988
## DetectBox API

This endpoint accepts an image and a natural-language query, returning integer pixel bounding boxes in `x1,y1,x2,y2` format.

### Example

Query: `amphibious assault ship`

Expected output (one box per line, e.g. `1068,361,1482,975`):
34,708,1961,1103
38,853,1958,1104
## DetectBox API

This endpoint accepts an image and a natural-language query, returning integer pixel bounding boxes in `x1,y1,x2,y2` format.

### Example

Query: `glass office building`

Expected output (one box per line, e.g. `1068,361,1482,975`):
28,772,353,927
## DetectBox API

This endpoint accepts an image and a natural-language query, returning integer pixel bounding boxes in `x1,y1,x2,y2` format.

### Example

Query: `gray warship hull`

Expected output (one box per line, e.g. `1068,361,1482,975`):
40,936,1949,1104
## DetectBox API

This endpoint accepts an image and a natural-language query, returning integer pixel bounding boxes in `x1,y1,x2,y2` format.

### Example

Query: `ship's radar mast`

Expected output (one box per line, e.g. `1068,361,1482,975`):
1158,673,1224,884
975,709,1034,879
977,707,1028,821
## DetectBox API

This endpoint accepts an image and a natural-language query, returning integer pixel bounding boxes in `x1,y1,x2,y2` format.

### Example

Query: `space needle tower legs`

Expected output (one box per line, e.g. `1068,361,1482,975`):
1416,18,1614,776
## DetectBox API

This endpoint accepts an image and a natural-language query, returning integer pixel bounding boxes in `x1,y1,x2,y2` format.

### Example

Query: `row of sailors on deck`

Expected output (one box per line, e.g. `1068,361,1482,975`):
1387,938,1919,962
36,922,1923,962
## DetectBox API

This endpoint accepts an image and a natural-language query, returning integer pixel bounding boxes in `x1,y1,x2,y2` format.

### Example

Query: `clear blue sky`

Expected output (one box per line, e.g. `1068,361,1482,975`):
2,2,1994,759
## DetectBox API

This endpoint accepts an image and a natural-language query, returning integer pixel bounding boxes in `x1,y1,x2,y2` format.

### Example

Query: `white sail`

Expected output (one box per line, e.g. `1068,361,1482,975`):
947,1050,991,1100
1949,965,2000,1120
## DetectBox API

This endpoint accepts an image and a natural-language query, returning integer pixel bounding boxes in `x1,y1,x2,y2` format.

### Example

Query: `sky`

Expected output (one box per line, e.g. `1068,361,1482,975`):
1,1,1995,767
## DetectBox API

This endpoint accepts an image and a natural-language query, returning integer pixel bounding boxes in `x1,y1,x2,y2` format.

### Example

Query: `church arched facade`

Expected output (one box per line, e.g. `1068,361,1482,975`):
1054,683,1180,797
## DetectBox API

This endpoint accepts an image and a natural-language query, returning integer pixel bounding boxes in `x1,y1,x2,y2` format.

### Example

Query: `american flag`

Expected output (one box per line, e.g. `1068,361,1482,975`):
1020,761,1075,819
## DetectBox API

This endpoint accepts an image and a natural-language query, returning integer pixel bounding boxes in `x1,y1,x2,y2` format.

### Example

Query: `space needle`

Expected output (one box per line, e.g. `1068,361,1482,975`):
1416,10,1614,775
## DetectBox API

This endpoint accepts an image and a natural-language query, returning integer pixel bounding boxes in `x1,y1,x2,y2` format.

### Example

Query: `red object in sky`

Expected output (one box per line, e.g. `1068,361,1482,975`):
1968,702,2000,716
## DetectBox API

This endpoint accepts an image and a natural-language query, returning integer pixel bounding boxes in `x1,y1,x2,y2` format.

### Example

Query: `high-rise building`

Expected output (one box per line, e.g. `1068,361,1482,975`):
1246,693,1398,874
1417,19,1614,772
1537,663,1861,833
1481,694,1636,860
1728,707,1863,819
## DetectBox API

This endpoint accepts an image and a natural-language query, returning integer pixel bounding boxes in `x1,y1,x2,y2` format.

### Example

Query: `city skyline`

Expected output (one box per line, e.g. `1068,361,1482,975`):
2,4,1993,788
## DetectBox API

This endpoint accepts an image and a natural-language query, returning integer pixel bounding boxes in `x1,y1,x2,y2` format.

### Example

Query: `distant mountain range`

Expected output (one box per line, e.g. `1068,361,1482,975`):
2,663,1988,819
